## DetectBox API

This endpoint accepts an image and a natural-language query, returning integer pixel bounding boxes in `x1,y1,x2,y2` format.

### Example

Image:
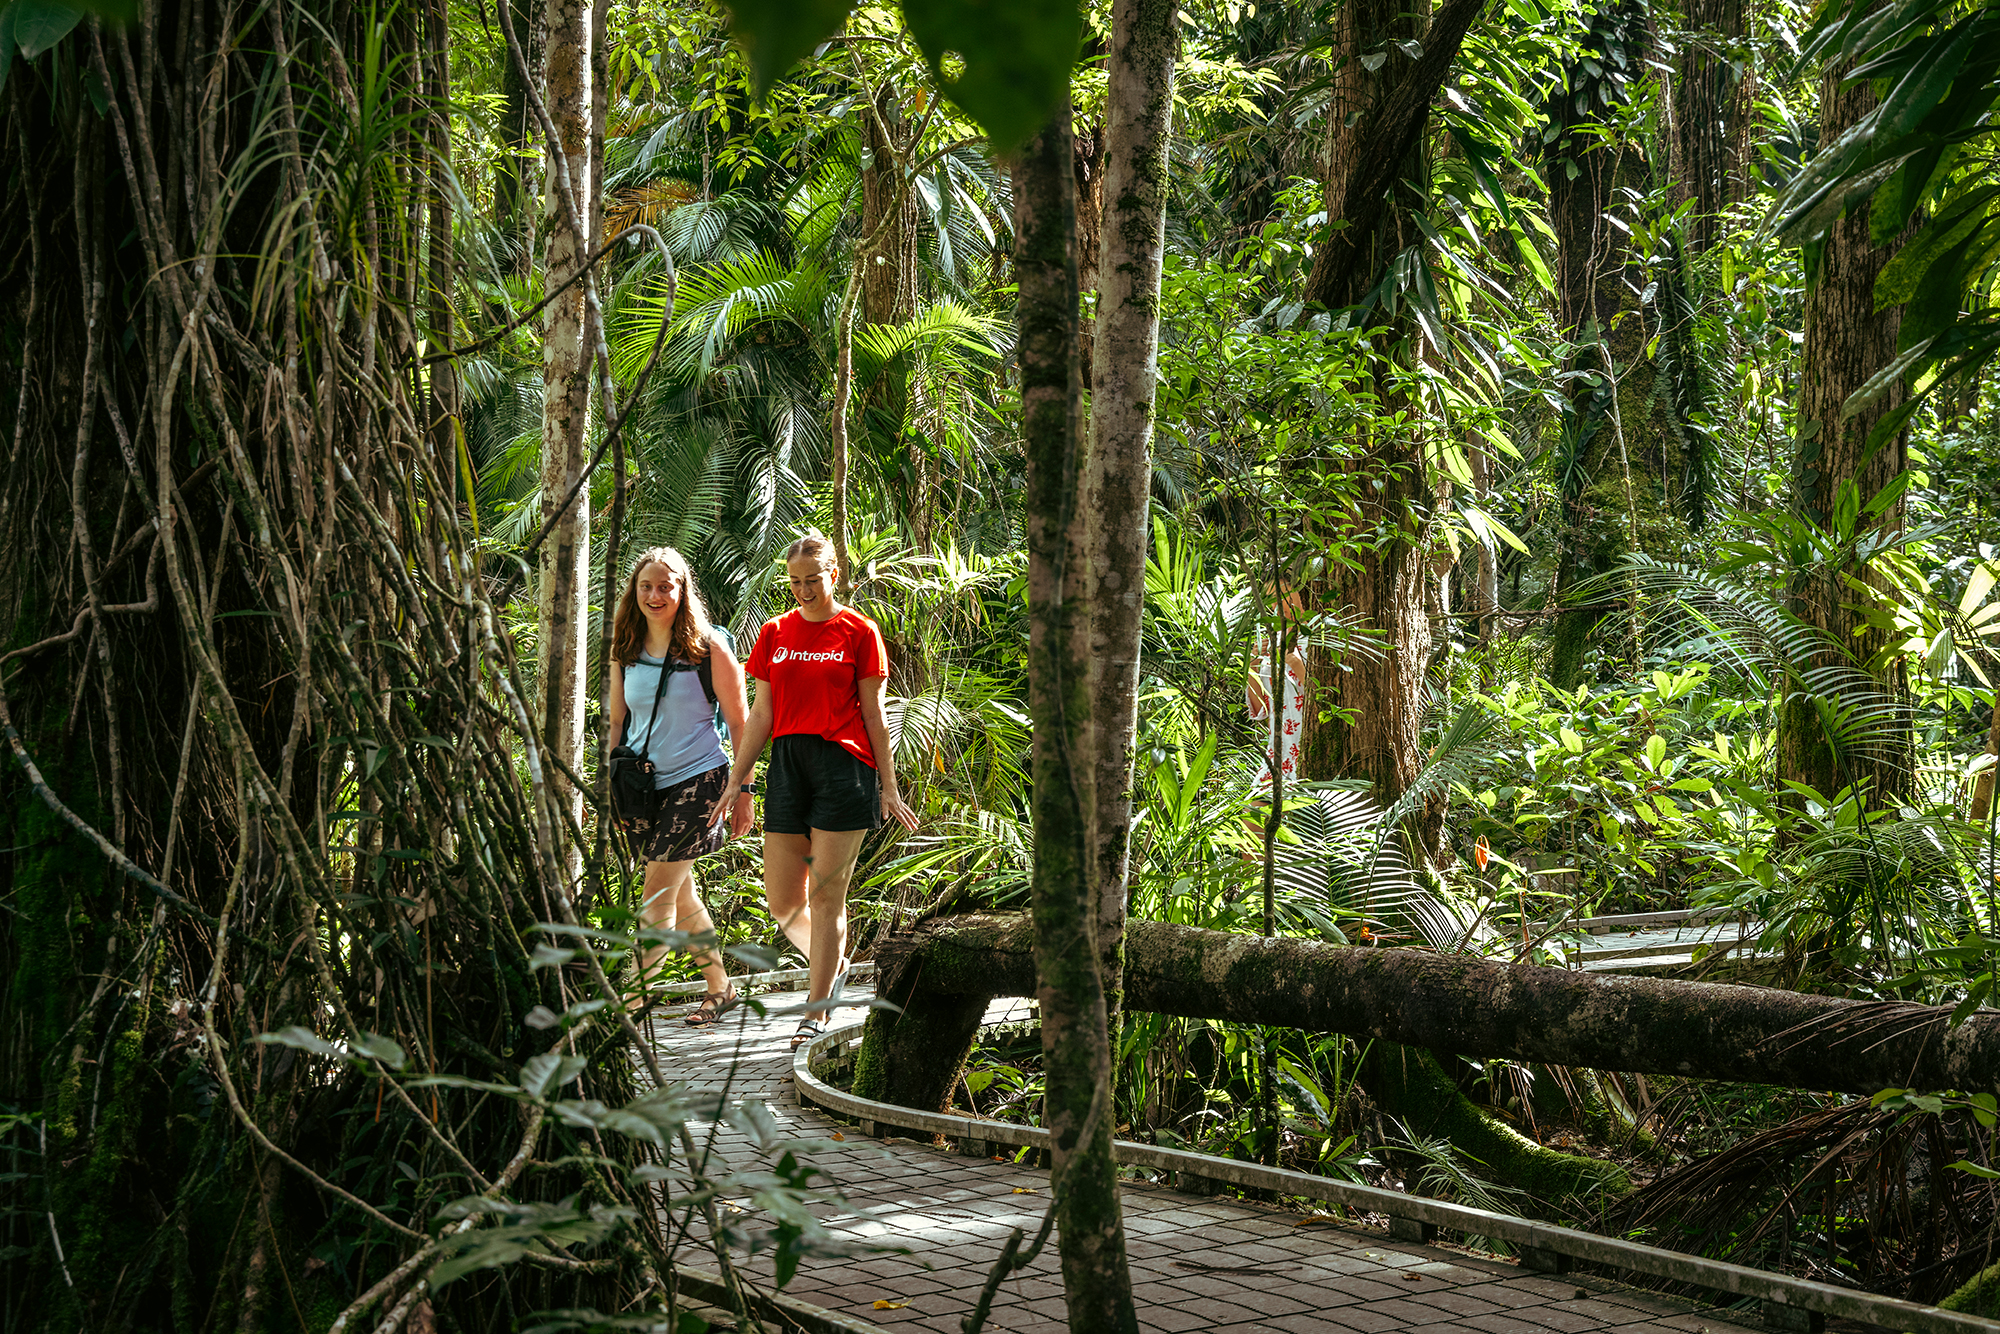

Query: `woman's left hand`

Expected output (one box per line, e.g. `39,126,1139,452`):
880,788,919,831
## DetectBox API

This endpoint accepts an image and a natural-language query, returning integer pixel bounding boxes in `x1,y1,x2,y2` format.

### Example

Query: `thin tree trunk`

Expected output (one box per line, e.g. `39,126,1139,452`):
872,913,2000,1097
1014,102,1139,1334
1087,0,1177,1067
538,0,592,874
1971,691,1999,824
426,0,459,503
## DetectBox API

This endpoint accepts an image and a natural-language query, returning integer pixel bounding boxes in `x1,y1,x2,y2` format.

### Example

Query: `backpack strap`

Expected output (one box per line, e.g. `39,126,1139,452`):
696,646,717,708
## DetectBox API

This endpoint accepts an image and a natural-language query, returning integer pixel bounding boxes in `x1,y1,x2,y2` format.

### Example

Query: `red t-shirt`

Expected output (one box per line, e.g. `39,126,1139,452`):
746,608,890,768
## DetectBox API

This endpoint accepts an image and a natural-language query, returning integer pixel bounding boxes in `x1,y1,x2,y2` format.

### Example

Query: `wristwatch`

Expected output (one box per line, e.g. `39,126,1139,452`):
739,783,757,795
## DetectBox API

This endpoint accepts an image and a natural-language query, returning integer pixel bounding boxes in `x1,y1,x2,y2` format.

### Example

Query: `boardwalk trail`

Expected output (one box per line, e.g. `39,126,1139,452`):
648,987,1755,1334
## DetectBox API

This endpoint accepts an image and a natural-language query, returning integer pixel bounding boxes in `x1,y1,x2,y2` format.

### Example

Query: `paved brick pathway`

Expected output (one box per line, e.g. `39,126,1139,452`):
648,989,1755,1334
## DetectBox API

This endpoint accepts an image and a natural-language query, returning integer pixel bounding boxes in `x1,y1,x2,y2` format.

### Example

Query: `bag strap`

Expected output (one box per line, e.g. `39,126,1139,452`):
696,647,717,708
627,655,671,755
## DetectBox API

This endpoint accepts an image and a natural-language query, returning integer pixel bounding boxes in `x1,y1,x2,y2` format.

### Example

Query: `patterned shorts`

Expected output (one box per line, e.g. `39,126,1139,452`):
641,763,730,863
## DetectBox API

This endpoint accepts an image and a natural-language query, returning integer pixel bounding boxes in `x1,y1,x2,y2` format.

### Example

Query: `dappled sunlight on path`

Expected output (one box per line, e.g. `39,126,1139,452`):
647,990,1755,1334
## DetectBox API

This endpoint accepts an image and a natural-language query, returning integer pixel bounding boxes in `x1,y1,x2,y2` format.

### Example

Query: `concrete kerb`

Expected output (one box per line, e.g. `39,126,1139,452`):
792,1020,1994,1334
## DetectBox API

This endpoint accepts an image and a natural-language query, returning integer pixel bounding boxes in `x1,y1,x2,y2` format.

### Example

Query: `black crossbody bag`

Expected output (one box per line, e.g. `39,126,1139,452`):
606,659,670,822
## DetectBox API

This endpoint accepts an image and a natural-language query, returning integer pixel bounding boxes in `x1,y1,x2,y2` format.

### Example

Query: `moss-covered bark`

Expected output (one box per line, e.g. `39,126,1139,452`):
850,959,989,1111
1362,1045,1630,1205
874,914,2000,1097
1941,1256,2000,1318
1016,95,1141,1333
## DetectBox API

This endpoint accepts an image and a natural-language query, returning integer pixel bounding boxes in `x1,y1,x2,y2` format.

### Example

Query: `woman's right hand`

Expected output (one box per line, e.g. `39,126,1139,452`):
1246,673,1270,718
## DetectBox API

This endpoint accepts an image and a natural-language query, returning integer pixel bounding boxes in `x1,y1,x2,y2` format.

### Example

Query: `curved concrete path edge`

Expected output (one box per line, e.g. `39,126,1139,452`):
794,1020,1989,1334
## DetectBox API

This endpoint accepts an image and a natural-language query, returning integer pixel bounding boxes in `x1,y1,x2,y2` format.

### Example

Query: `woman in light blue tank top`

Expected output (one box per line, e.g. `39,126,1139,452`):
605,547,752,1024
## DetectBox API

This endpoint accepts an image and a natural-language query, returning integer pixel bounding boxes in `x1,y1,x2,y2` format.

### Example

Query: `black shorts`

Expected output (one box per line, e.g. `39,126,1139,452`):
764,734,880,835
642,764,730,863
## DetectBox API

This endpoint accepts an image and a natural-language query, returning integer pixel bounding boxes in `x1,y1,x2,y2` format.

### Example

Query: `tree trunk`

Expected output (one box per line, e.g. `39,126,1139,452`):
538,0,593,866
426,0,460,500
1776,69,1911,809
1971,690,2000,824
1670,0,1754,257
0,4,649,1326
1014,103,1139,1334
495,0,542,271
870,914,2000,1097
1540,3,1704,689
1292,0,1447,853
859,86,930,547
1465,430,1499,670
1087,0,1177,1067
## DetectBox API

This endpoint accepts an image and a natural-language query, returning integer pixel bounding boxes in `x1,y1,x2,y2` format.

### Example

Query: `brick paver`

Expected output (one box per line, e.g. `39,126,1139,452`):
648,989,1755,1333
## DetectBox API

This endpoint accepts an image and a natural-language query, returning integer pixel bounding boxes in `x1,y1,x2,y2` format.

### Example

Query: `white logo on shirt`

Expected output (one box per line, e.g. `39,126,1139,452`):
772,646,846,665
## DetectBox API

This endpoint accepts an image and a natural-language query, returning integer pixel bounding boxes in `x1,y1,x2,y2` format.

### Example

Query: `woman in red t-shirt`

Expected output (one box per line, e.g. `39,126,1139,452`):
711,534,918,1048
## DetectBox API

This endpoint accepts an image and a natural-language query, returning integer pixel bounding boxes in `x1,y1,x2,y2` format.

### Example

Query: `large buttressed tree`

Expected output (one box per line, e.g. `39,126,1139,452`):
1294,0,1487,849
0,4,654,1328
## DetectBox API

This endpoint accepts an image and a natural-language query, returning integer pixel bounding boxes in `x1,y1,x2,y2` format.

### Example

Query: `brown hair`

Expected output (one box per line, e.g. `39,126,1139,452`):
784,532,838,569
610,546,713,666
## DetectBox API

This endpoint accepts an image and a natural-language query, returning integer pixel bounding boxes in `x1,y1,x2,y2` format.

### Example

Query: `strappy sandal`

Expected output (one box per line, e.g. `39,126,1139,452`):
789,1018,823,1051
685,986,739,1028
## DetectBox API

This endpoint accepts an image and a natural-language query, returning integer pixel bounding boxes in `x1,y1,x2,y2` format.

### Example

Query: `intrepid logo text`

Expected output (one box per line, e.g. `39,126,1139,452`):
772,647,846,665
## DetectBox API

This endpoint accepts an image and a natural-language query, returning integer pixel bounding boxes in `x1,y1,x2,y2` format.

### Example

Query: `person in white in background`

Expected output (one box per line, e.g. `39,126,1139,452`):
1247,591,1307,788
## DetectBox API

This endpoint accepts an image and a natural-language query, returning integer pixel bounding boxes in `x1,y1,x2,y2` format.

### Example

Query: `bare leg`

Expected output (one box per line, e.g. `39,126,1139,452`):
802,827,868,1009
763,830,814,961
631,856,694,1008
672,874,731,996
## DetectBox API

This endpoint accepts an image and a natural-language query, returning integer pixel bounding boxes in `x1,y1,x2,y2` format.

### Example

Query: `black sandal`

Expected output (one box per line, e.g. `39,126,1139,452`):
789,1018,822,1051
685,986,738,1028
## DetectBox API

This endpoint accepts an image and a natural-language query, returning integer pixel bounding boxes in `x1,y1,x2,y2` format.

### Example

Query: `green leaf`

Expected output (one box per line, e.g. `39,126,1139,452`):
11,0,84,58
0,6,16,94
352,1033,407,1070
257,1026,342,1058
1559,727,1583,754
1949,1158,2000,1179
1643,734,1666,772
529,942,576,969
520,1051,587,1098
719,0,852,99
901,0,1080,155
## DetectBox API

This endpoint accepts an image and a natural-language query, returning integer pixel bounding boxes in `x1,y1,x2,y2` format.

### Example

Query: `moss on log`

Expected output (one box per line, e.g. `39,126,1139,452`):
871,913,2000,1097
850,954,988,1110
1364,1045,1631,1204
1941,1256,2000,1318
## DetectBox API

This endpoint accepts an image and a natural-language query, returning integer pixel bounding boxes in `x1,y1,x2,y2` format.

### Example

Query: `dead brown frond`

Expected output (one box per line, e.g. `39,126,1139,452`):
606,180,698,244
1600,1099,2000,1305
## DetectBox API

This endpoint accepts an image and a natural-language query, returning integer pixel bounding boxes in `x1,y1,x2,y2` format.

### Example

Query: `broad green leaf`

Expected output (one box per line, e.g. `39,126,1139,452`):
1643,734,1666,772
1950,1158,2000,1179
1559,727,1582,754
529,942,576,969
901,0,1080,155
11,0,84,58
257,1025,342,1058
352,1033,407,1069
721,0,853,100
1959,562,1996,616
519,1051,587,1098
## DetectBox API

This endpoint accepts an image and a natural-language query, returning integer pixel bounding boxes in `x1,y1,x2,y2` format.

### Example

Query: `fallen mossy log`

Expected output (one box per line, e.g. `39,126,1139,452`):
865,913,2000,1097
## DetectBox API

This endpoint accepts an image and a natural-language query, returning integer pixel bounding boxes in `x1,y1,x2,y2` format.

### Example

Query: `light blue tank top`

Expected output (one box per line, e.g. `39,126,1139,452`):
623,653,727,788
